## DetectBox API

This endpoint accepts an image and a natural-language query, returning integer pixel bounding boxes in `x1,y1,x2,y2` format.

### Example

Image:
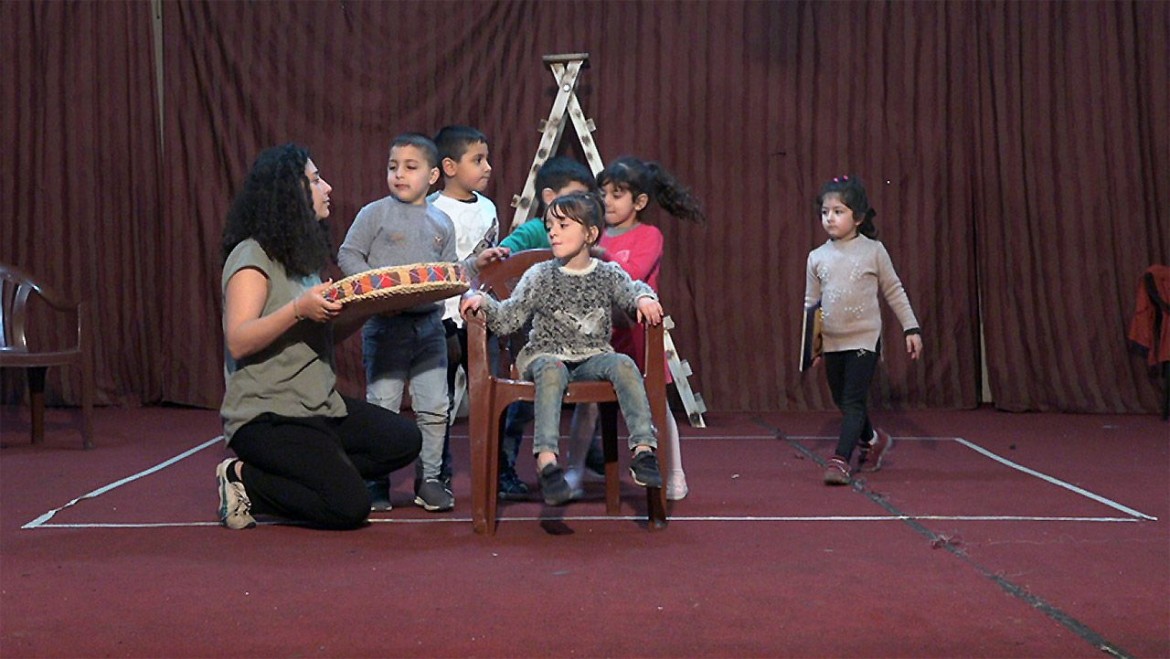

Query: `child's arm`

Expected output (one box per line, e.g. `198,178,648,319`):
471,246,510,272
874,244,922,360
803,252,824,368
499,219,549,253
609,264,661,325
459,267,540,335
804,252,822,309
635,295,663,326
337,209,377,276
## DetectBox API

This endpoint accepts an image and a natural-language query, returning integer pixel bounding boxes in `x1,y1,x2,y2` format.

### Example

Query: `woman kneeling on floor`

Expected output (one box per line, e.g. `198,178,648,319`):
216,143,422,530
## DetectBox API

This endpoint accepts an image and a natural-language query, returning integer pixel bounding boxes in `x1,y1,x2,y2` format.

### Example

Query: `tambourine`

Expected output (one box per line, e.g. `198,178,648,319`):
325,262,469,321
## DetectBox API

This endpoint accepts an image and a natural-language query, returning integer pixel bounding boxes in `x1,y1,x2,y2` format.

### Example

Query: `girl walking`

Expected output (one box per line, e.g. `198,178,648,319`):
804,175,922,485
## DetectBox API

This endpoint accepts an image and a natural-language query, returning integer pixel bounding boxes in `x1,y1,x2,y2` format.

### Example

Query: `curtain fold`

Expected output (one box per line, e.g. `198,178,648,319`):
2,0,163,407
5,1,1166,414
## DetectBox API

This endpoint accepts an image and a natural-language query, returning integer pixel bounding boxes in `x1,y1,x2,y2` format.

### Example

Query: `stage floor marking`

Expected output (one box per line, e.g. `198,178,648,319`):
22,436,223,529
787,435,1157,521
20,433,1158,529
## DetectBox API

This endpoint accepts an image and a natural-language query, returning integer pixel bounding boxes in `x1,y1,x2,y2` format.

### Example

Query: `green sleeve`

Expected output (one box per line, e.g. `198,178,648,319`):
500,219,550,252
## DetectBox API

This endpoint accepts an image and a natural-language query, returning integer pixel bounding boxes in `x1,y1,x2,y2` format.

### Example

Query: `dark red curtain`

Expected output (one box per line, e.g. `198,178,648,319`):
5,1,1168,415
1,0,163,407
971,1,1170,412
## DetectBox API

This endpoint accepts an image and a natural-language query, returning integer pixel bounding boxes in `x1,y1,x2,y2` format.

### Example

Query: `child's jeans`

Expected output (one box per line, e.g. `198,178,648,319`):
362,310,449,480
823,347,880,460
524,352,656,457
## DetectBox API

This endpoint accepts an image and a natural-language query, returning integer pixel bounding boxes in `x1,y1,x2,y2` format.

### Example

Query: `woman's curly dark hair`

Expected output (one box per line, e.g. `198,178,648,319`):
221,143,332,277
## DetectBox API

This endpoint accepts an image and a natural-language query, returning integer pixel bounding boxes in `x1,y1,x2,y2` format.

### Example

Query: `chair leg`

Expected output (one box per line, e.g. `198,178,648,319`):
471,400,506,536
600,403,621,516
484,411,504,535
27,367,47,445
470,420,490,535
646,480,668,531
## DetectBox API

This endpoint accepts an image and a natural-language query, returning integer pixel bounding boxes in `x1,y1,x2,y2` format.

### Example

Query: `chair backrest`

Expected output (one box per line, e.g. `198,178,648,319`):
0,263,81,354
473,249,555,302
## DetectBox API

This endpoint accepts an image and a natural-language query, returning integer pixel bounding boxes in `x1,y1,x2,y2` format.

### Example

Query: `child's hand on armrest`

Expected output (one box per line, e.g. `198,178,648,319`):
460,292,485,320
635,296,663,326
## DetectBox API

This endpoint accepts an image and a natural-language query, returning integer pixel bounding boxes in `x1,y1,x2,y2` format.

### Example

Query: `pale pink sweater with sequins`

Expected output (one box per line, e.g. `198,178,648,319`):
804,235,919,353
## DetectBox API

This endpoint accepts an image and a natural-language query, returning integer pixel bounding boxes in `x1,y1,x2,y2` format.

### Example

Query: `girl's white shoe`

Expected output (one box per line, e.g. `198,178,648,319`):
666,472,689,501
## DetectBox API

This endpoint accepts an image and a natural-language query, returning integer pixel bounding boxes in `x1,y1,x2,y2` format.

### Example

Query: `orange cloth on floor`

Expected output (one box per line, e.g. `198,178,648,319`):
1128,265,1170,367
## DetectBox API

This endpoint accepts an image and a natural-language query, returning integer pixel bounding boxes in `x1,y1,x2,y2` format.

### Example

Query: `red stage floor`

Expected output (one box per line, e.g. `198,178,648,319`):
1,406,1166,657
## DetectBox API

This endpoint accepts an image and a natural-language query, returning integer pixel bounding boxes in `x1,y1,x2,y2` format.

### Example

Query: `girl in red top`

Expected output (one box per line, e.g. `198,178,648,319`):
564,156,705,500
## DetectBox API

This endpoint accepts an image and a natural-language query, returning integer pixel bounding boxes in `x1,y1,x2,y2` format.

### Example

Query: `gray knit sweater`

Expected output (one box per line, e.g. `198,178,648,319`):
480,258,656,374
804,234,919,353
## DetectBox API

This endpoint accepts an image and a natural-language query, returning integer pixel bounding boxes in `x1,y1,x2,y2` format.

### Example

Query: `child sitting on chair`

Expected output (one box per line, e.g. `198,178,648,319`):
460,191,664,506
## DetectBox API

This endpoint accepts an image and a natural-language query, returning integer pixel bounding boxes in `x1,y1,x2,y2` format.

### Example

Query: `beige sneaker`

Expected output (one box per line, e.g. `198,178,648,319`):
859,428,893,472
216,459,256,529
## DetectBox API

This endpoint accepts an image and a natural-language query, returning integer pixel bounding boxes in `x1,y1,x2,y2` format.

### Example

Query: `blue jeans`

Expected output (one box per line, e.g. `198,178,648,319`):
362,311,449,480
524,352,657,456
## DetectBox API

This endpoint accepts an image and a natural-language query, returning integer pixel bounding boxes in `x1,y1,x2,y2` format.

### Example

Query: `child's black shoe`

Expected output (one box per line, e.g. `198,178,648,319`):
628,450,663,488
538,463,574,506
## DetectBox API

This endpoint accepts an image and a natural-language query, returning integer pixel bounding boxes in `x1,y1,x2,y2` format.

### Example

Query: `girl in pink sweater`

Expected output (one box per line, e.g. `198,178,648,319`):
805,175,922,485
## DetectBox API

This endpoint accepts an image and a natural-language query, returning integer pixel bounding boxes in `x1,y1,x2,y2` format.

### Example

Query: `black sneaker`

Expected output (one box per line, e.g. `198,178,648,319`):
366,478,392,512
498,469,531,500
538,463,574,506
628,450,663,488
414,477,454,512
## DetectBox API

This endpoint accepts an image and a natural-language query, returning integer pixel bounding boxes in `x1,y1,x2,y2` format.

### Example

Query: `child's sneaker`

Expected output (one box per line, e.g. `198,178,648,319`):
498,469,531,501
628,450,663,488
666,472,689,501
563,467,587,500
859,428,893,472
823,456,851,486
414,477,454,512
538,463,574,506
216,459,256,530
366,477,392,512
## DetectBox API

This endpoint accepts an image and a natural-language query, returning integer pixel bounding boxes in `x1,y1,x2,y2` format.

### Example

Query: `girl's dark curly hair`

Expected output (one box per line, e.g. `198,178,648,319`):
544,190,606,244
221,143,332,277
816,175,878,239
596,156,706,224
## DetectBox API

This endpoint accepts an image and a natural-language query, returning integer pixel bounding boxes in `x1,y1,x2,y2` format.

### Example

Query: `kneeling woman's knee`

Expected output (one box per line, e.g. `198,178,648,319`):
321,482,374,529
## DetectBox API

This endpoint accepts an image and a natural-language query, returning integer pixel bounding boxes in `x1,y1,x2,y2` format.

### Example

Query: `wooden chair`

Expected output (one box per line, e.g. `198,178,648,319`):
0,263,94,449
465,249,669,535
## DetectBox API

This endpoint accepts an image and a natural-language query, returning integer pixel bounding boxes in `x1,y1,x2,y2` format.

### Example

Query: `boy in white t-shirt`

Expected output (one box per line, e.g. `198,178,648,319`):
427,125,505,487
